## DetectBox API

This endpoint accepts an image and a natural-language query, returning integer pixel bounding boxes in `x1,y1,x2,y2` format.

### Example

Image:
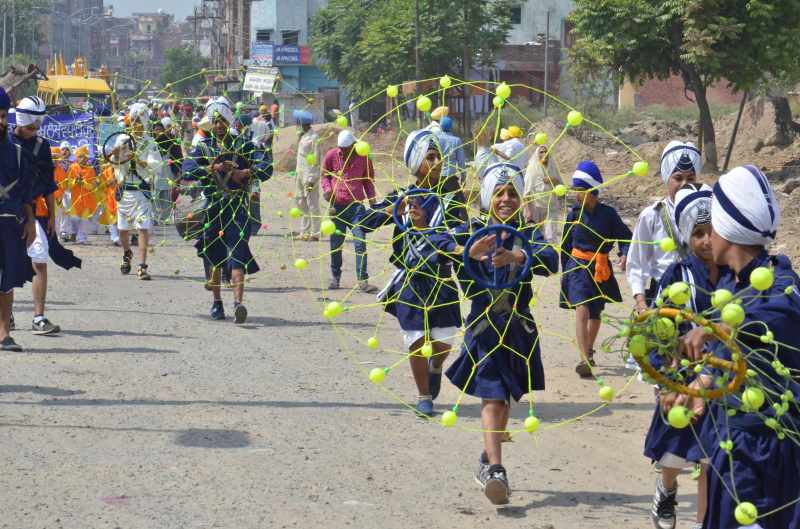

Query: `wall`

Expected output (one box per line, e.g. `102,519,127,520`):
634,75,739,108
506,0,574,45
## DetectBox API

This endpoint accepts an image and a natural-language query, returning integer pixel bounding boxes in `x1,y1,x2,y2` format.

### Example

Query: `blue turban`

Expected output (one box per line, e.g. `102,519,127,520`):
440,116,453,133
293,109,313,126
572,160,603,195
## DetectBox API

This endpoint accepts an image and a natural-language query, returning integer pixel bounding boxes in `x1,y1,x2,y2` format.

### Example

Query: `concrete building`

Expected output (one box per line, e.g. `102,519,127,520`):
39,0,105,67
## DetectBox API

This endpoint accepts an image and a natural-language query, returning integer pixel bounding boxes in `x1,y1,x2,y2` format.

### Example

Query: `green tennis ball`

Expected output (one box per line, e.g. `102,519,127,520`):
324,301,343,319
667,405,691,429
293,258,308,270
289,207,303,219
721,303,745,327
320,219,336,236
366,336,380,349
711,289,733,308
632,161,649,177
420,342,434,358
668,281,690,305
567,110,583,127
492,95,505,109
496,82,511,99
335,115,348,128
305,153,317,166
598,385,615,402
368,368,385,384
524,415,540,433
534,132,548,145
416,95,432,113
440,410,457,427
660,237,677,253
654,317,676,340
354,140,371,157
628,334,648,358
386,84,398,98
750,266,774,291
553,184,567,197
734,502,758,526
742,387,765,411
439,75,452,89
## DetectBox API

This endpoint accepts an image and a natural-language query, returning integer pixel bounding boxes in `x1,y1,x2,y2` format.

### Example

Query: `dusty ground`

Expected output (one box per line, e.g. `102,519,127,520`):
0,169,714,529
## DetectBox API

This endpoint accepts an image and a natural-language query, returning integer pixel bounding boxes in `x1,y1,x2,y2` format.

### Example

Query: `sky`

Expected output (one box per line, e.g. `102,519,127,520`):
109,0,197,21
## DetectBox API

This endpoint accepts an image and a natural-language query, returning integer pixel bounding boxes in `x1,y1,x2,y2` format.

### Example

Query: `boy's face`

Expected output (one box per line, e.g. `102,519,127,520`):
15,122,40,140
416,149,442,188
690,223,713,262
668,170,696,201
491,184,521,222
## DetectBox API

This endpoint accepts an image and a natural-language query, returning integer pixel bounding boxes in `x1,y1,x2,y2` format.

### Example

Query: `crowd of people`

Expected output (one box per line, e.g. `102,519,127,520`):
0,84,797,529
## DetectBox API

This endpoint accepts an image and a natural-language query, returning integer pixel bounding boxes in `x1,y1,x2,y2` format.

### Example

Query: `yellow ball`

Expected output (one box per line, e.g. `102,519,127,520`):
367,336,380,349
668,281,690,305
524,415,540,433
420,342,434,358
599,385,615,402
325,301,344,319
441,410,458,427
734,502,758,526
335,115,348,128
289,207,303,219
492,96,505,109
496,82,511,99
553,184,567,197
632,161,649,177
354,140,371,157
628,334,647,358
534,132,548,145
750,267,774,291
567,110,584,127
722,303,745,327
667,405,691,429
305,153,317,166
654,317,676,340
386,84,398,98
293,258,308,270
320,219,336,236
416,95,432,113
711,289,734,308
439,75,452,89
660,237,677,253
742,387,765,410
368,368,385,384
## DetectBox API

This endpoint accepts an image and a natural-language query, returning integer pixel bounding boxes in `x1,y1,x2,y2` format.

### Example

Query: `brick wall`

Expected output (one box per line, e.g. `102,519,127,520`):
637,75,739,107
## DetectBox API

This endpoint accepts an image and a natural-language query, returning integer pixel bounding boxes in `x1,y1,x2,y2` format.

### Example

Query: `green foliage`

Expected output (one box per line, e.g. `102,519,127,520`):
311,0,519,99
161,46,209,96
0,0,53,61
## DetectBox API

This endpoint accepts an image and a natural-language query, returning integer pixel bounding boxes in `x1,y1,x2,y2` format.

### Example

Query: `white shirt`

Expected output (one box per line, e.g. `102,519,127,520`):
625,199,681,298
492,138,528,169
250,116,274,148
112,135,163,187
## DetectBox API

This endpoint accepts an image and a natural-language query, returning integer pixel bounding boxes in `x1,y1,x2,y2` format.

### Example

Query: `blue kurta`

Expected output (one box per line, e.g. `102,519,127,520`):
0,134,34,291
644,254,717,465
446,220,558,402
559,202,631,314
360,185,467,332
182,133,272,274
700,251,800,529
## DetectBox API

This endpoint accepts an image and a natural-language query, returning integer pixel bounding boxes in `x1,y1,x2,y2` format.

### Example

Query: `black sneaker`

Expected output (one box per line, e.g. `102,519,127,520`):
1,336,22,352
234,303,248,324
328,276,340,290
651,478,677,529
210,301,225,321
32,318,60,335
121,249,133,275
482,464,511,505
137,264,152,281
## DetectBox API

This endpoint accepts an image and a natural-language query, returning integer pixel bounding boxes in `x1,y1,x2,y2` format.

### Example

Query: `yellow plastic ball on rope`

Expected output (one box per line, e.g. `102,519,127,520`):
660,237,677,253
335,115,348,128
667,405,692,429
567,110,584,127
354,140,371,157
439,75,452,89
496,82,511,100
305,152,317,166
293,258,308,270
750,266,774,291
441,410,458,427
654,317,676,340
534,132,548,145
742,387,765,411
668,281,690,305
416,95,432,113
553,184,567,197
628,334,648,359
386,84,398,98
711,288,734,309
324,301,344,319
368,368,386,385
734,502,758,526
492,96,505,109
289,207,303,219
524,415,540,433
420,342,434,358
632,161,649,177
366,336,380,349
320,219,336,236
722,303,745,327
598,385,615,402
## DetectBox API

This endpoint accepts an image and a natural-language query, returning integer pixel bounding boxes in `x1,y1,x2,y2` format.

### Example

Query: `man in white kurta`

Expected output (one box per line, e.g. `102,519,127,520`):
293,111,320,241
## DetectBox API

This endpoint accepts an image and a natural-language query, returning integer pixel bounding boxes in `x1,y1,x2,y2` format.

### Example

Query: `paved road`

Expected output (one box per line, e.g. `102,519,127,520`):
0,184,700,529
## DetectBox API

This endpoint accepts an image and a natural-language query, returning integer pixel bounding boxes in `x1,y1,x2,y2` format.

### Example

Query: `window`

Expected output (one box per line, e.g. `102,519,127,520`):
510,7,522,25
282,30,299,45
256,29,272,42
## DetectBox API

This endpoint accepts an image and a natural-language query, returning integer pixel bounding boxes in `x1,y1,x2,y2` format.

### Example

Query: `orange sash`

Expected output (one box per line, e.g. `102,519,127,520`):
571,248,611,283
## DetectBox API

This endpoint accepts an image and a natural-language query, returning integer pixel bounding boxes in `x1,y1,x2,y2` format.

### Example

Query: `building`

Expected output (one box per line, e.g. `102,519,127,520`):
38,0,105,67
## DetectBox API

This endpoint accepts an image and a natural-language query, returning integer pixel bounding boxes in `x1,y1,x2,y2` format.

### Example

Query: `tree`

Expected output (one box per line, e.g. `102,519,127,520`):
569,0,800,170
310,0,518,100
161,46,210,97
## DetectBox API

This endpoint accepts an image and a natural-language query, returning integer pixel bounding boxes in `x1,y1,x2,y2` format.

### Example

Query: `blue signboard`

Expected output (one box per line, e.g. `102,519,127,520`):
251,42,274,66
9,110,99,161
274,45,301,65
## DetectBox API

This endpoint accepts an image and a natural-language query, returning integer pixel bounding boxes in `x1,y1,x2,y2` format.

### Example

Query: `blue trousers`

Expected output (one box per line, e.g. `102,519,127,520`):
330,201,368,281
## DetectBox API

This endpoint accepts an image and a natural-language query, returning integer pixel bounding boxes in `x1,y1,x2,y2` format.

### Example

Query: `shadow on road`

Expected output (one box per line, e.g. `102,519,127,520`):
0,385,85,396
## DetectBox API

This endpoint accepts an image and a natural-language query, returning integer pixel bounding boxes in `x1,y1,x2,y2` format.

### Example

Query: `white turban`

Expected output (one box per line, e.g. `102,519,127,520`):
161,117,172,128
59,141,71,151
337,129,356,148
712,165,780,247
660,140,702,183
15,96,46,127
674,183,712,247
128,102,150,129
481,162,524,212
403,129,440,176
205,98,234,126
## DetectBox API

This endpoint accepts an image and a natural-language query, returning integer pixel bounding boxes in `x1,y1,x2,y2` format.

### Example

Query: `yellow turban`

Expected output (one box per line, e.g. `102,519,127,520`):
431,106,449,121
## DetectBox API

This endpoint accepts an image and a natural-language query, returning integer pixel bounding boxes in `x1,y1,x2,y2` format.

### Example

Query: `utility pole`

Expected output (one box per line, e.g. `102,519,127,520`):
463,1,470,135
2,8,6,72
11,0,16,58
543,8,550,117
414,0,421,126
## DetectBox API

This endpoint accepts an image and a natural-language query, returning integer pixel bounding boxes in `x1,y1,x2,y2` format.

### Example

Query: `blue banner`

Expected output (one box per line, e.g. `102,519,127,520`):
38,112,99,161
274,44,301,64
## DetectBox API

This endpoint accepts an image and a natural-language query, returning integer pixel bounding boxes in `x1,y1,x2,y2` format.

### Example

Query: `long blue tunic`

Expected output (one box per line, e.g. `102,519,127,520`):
0,134,34,291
